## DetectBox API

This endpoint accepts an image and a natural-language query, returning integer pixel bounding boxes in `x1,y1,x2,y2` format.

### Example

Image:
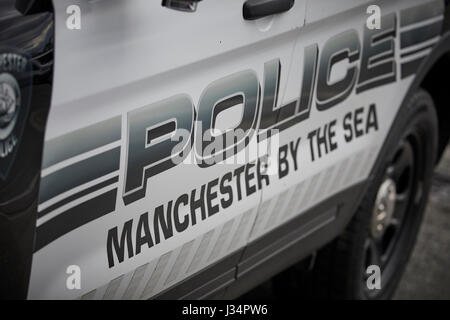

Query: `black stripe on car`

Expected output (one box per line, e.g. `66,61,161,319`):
400,1,444,78
35,188,118,252
38,175,119,218
39,146,121,204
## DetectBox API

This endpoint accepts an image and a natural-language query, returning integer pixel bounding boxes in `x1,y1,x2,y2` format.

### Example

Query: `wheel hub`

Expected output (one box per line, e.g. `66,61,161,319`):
371,178,397,238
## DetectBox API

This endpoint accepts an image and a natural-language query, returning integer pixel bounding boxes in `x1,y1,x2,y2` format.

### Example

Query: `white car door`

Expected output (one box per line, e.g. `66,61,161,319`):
28,0,306,299
247,0,443,246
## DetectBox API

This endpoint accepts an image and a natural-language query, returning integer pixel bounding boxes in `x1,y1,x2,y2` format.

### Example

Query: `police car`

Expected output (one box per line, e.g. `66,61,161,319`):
1,0,449,300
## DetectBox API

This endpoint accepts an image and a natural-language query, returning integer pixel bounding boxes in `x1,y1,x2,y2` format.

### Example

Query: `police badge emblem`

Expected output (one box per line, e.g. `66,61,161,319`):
0,51,32,180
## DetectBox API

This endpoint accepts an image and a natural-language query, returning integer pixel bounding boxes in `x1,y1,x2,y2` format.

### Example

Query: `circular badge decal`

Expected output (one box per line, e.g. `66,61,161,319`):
0,50,32,180
0,73,20,140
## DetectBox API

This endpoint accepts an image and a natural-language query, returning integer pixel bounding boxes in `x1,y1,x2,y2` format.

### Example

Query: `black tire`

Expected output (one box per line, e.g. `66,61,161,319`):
274,89,438,300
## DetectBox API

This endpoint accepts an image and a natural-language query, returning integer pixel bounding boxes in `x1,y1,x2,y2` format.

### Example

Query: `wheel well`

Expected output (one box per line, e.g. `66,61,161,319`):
420,52,450,162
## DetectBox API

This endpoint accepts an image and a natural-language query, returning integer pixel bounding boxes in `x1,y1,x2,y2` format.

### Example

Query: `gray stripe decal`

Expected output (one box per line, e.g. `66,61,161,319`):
166,241,194,285
122,263,149,300
188,230,215,273
39,147,121,204
81,290,96,300
141,252,172,298
401,21,443,49
400,0,444,27
103,275,123,300
42,116,121,169
400,44,436,58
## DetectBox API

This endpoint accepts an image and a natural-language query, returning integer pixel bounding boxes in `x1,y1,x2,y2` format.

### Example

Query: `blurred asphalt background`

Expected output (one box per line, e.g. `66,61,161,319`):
244,146,450,300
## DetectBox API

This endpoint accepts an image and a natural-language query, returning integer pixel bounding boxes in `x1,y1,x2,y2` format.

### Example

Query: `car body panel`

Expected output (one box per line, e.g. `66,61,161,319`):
28,0,307,299
25,0,446,299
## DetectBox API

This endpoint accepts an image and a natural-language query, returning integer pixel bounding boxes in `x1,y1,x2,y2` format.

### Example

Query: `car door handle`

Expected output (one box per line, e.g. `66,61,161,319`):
243,0,295,20
162,0,202,13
